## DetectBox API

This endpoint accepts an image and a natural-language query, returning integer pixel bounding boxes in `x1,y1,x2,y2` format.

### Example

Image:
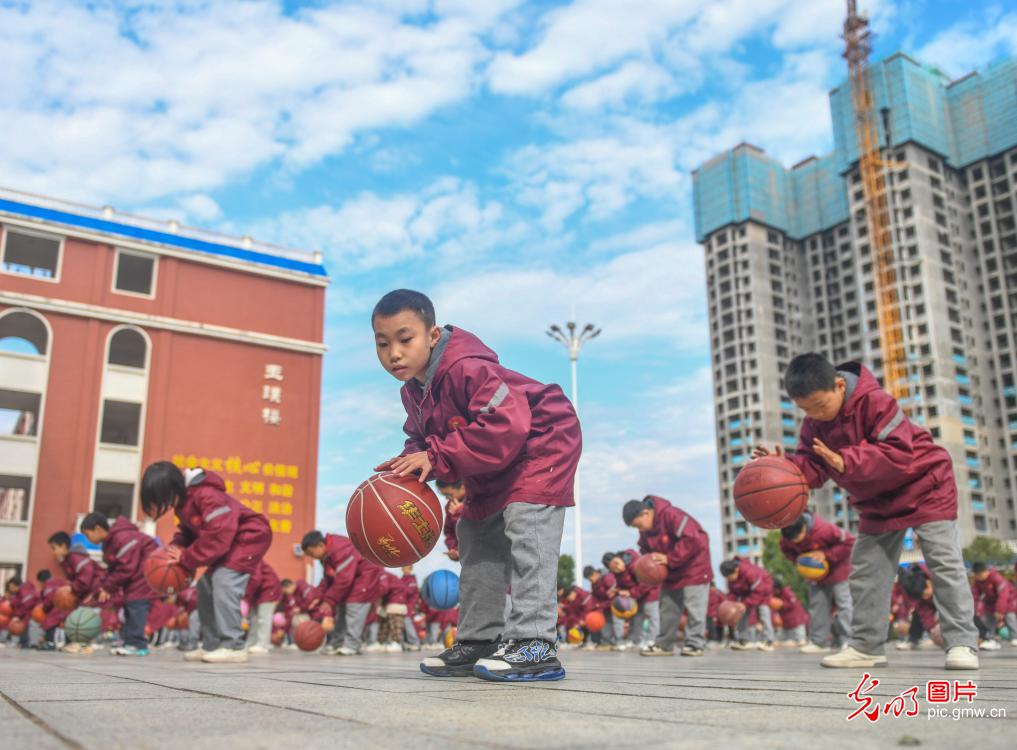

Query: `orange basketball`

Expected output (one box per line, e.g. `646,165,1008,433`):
769,596,783,611
346,473,443,566
633,555,668,585
717,600,746,628
31,604,45,623
293,620,325,652
0,614,9,630
772,612,784,629
143,547,191,594
0,600,12,618
584,610,606,633
176,612,190,630
271,628,286,646
8,617,27,636
53,586,78,612
733,456,809,529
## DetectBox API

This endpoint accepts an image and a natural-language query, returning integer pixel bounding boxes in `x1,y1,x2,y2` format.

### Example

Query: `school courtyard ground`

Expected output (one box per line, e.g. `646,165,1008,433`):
1,646,1014,749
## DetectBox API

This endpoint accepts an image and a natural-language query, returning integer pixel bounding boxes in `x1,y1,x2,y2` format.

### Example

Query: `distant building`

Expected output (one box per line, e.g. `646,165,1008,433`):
0,187,327,585
692,53,1017,562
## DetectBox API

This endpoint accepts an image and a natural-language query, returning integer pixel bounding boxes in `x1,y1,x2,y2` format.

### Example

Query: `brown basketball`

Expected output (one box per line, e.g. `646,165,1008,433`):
0,614,9,630
0,600,12,618
633,555,668,585
143,547,191,594
53,586,78,612
733,456,809,529
717,600,746,628
271,628,285,646
176,612,190,630
293,619,325,652
8,617,27,636
31,604,45,623
346,472,444,567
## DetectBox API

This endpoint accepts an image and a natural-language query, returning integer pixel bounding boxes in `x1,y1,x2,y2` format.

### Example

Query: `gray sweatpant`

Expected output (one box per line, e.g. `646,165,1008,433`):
808,579,852,646
980,611,1017,639
737,604,774,643
197,567,250,651
250,601,277,649
849,520,978,655
404,616,420,646
457,502,566,643
783,624,807,642
629,598,660,647
179,611,201,650
656,584,709,650
326,602,371,651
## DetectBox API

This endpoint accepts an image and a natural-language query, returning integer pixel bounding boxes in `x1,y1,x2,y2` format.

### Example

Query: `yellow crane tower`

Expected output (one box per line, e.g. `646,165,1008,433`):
843,0,909,403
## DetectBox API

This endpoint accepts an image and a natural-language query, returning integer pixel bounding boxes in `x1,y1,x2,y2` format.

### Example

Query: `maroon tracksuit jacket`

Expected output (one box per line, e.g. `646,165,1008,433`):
972,568,1014,617
787,362,956,534
614,550,660,603
59,551,102,600
775,587,809,629
398,326,582,521
636,496,712,589
316,534,382,608
9,582,39,620
245,560,283,606
40,578,70,630
727,558,773,607
779,511,855,584
590,572,618,612
443,501,463,553
100,517,158,602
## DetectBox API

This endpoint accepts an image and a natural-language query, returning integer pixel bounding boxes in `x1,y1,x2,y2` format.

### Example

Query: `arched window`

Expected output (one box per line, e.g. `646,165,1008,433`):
108,328,147,369
0,310,48,356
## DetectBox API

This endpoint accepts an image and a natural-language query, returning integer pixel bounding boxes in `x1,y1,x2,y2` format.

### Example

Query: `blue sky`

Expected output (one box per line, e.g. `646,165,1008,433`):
2,0,1016,583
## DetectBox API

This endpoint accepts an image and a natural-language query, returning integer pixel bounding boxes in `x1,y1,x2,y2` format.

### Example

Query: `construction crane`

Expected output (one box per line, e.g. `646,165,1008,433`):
843,1,910,403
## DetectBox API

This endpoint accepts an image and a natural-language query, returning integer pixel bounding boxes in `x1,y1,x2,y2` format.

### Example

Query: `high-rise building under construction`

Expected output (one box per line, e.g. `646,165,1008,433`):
692,53,1017,561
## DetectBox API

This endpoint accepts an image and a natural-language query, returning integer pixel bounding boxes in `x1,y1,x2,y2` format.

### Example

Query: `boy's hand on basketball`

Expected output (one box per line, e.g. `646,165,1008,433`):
373,457,397,472
97,590,110,603
812,439,844,472
752,444,782,459
389,451,432,482
650,553,668,565
165,545,183,563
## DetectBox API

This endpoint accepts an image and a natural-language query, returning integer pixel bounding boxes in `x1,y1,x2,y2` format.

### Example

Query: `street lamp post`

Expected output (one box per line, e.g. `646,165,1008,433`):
546,321,601,586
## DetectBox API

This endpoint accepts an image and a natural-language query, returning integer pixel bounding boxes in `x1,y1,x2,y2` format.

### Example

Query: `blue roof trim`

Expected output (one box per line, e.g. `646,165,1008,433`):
0,197,327,278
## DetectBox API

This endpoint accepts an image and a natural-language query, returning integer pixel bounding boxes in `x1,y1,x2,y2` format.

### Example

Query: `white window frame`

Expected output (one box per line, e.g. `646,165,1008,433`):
0,225,64,284
111,247,158,299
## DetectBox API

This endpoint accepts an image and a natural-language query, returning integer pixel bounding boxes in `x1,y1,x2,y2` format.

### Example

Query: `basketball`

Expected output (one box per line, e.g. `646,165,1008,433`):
444,626,457,649
272,612,287,628
64,607,102,642
633,555,668,585
271,629,286,646
143,547,190,594
8,618,27,636
772,612,783,629
611,595,638,620
584,610,606,633
421,569,460,610
293,620,325,651
346,472,443,566
717,600,746,627
795,551,830,581
30,603,45,623
733,456,809,529
53,586,78,612
0,600,12,618
176,612,189,630
769,596,783,611
0,614,8,630
567,626,583,644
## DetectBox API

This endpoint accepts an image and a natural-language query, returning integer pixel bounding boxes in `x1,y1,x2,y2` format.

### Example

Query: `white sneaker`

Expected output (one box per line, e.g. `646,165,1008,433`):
799,643,831,654
945,646,979,670
61,642,83,654
247,645,269,656
384,642,403,653
895,641,914,651
821,645,888,668
335,646,359,656
364,643,385,653
979,639,1001,651
1010,639,1017,647
182,648,206,662
201,648,249,664
757,641,775,652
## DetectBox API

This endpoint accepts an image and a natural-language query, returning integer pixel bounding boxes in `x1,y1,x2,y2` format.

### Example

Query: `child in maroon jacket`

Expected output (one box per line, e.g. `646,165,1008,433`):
754,354,978,670
372,290,581,682
899,565,941,645
779,511,855,653
81,512,158,656
584,565,619,647
36,570,69,650
141,462,273,664
772,579,809,645
49,531,103,654
300,530,382,655
625,496,712,656
244,559,282,655
605,550,660,651
437,480,465,561
720,557,775,651
401,565,422,649
971,562,1016,649
4,577,38,648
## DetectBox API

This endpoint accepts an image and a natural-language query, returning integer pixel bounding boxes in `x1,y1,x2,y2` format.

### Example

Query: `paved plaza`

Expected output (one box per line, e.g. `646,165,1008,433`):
0,645,1014,749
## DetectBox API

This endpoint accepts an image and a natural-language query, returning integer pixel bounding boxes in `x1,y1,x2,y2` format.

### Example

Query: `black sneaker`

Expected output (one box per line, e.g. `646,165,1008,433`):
420,640,500,677
473,639,565,682
680,645,704,657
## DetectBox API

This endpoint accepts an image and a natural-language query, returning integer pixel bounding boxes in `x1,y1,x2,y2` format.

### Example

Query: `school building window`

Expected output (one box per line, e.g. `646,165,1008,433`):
1,228,61,280
0,475,31,522
92,480,133,519
0,389,40,436
113,250,156,297
99,400,141,445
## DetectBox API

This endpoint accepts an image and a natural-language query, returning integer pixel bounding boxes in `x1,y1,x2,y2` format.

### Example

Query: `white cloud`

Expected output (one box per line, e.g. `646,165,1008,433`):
917,9,1017,77
177,194,223,222
559,60,678,111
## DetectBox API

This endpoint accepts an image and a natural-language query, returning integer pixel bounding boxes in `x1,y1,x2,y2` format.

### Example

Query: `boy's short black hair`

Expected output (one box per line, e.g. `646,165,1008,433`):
601,552,617,568
780,516,807,540
5,576,21,590
436,479,463,490
582,565,597,579
372,289,436,328
141,461,187,520
784,353,839,400
301,531,326,551
719,560,739,577
47,531,71,547
80,513,109,532
971,561,988,574
622,498,652,525
36,569,51,582
900,565,929,600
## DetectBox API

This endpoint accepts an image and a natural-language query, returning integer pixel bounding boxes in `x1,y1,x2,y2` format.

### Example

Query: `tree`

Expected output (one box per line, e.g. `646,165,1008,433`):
761,530,809,607
557,554,575,590
962,536,1016,566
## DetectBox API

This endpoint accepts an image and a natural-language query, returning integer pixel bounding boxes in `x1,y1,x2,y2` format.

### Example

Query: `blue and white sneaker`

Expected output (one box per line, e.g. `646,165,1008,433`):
473,639,565,682
111,645,149,656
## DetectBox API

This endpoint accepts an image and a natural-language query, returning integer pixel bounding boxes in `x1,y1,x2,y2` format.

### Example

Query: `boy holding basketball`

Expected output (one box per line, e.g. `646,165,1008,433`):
720,557,775,650
49,531,103,653
436,480,465,561
624,496,712,657
373,289,582,682
753,354,978,669
779,511,854,653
